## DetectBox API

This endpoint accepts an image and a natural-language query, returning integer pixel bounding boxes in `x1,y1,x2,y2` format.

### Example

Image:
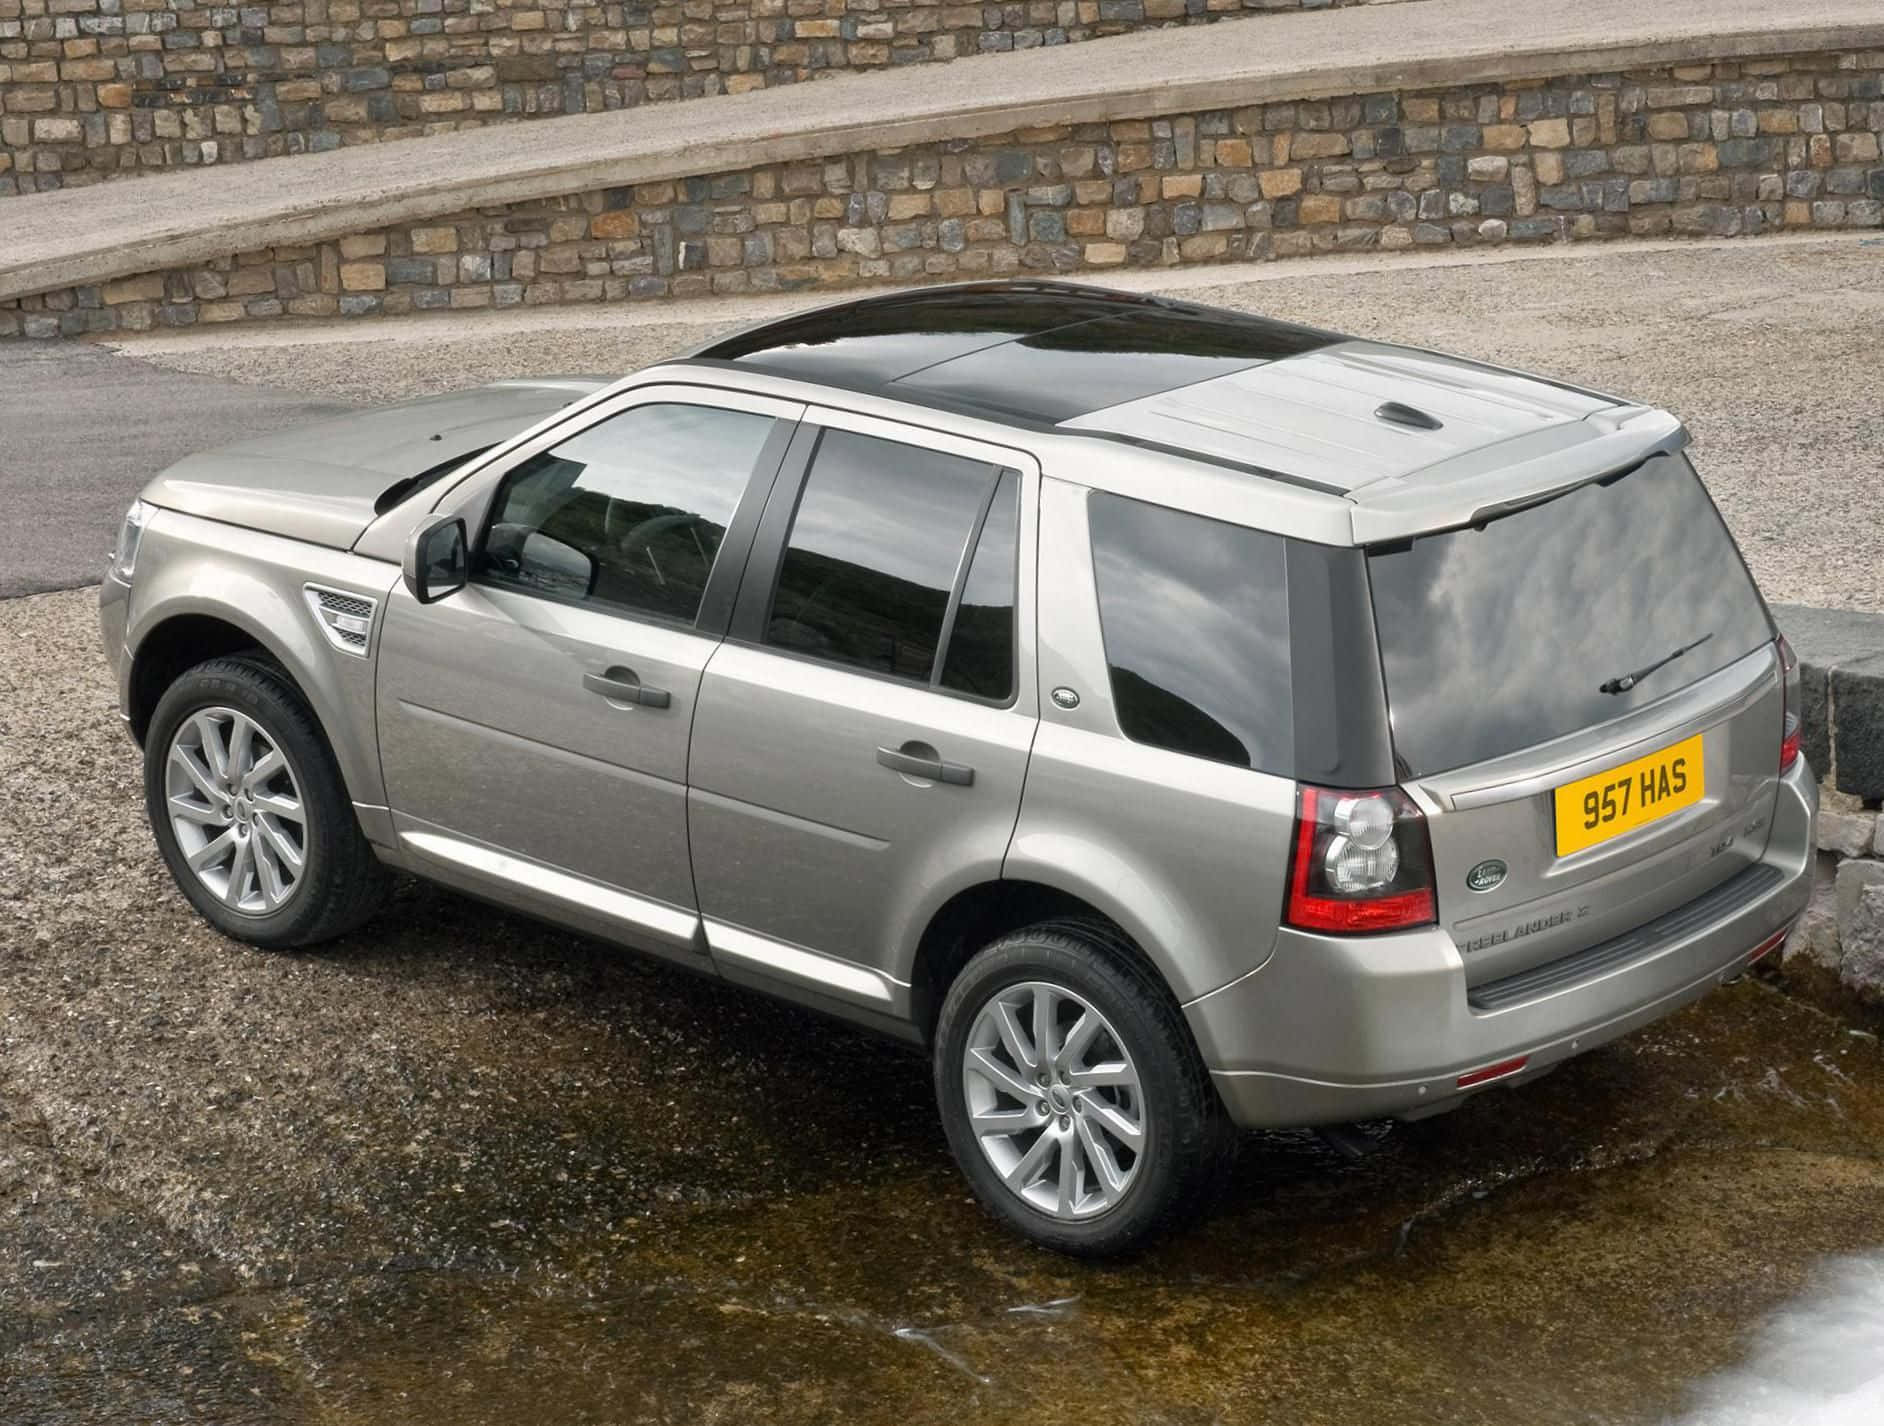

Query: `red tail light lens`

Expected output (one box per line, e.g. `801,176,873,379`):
1285,784,1438,934
1777,635,1802,772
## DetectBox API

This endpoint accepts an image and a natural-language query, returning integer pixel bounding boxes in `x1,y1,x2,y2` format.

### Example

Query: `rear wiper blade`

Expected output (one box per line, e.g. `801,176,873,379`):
1599,633,1712,695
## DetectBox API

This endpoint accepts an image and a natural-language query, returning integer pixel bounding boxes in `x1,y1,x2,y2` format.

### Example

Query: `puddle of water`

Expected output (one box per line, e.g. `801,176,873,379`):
1669,1253,1884,1426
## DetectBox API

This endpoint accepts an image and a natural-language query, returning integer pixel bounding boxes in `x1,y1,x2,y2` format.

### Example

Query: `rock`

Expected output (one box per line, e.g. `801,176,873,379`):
1785,880,1842,973
1818,809,1878,859
1831,654,1884,803
1839,883,1884,997
1835,858,1884,942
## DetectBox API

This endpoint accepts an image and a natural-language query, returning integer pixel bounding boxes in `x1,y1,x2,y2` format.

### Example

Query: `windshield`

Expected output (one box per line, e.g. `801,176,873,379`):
1367,452,1774,777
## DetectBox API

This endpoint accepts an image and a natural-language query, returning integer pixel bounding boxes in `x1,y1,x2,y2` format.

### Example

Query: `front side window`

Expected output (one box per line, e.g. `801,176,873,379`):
479,403,776,624
1089,492,1294,772
765,430,1016,697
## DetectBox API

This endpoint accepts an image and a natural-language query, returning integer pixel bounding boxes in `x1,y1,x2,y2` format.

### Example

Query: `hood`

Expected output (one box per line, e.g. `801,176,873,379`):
141,377,611,550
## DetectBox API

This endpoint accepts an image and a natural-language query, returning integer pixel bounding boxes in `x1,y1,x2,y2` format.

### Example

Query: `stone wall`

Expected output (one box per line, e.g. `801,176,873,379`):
0,0,1367,193
4,49,1881,336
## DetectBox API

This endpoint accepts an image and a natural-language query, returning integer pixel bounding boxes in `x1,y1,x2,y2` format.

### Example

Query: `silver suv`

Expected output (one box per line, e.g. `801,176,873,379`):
100,281,1816,1254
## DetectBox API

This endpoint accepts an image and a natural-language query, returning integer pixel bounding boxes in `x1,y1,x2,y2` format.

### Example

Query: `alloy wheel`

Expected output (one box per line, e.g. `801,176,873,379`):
164,706,308,916
961,979,1146,1221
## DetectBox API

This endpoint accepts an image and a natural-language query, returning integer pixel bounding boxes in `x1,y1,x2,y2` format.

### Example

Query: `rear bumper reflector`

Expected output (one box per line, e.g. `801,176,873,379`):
1457,1056,1529,1089
1747,926,1790,965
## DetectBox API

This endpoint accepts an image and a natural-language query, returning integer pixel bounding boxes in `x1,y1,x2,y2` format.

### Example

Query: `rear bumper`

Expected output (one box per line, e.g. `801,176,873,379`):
1188,759,1817,1129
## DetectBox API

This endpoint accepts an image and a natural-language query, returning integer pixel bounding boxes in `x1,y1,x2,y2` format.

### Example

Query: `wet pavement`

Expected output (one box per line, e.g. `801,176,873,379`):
4,587,1884,1424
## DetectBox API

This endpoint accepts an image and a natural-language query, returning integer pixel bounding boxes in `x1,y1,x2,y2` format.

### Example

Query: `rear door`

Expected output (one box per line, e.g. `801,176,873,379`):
1366,452,1784,991
686,411,1039,1017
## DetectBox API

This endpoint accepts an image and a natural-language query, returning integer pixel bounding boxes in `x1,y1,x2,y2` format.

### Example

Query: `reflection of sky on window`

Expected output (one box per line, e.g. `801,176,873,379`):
1091,495,1293,772
785,431,994,598
555,404,775,522
957,471,1018,611
1370,455,1773,776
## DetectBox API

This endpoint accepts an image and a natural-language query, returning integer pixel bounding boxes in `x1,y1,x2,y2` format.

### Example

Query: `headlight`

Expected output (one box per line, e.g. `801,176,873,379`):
112,500,150,580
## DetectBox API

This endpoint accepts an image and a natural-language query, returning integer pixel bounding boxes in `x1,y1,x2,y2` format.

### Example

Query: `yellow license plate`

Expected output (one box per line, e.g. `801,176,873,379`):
1553,734,1704,856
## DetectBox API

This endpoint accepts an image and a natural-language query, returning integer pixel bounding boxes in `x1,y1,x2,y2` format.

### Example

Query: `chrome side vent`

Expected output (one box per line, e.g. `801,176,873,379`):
304,584,378,657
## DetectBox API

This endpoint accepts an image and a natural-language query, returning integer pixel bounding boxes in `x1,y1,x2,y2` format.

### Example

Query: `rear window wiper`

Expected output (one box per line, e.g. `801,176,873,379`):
1599,632,1712,695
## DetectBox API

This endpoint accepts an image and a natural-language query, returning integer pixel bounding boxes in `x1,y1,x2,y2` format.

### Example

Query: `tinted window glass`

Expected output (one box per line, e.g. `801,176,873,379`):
1368,453,1774,776
766,430,996,683
480,403,775,624
1089,493,1293,771
940,470,1019,700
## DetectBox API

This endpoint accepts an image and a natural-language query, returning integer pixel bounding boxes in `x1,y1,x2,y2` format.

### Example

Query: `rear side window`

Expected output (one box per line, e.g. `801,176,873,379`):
766,430,1017,698
1089,492,1293,772
1367,453,1774,776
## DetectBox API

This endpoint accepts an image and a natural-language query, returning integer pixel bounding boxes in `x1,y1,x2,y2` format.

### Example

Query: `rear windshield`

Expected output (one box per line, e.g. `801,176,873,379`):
1367,453,1773,777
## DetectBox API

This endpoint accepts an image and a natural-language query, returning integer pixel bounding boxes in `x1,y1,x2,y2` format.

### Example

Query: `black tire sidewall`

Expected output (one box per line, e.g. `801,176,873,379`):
143,658,343,948
934,930,1204,1257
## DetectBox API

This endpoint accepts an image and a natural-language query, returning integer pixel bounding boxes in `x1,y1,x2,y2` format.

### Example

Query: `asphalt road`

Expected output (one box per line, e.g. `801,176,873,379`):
0,344,352,598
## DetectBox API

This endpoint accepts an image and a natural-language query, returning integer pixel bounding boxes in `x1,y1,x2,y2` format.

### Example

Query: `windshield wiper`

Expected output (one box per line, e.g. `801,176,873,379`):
1599,633,1713,695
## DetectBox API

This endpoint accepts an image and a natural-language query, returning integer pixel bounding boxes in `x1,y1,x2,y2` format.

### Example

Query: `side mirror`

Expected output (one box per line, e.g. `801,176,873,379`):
404,515,467,604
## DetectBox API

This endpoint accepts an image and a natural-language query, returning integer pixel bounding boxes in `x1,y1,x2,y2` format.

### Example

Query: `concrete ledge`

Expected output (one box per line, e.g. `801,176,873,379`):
3,0,1883,304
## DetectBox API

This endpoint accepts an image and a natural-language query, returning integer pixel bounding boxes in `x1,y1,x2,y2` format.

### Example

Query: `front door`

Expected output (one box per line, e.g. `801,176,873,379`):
687,412,1040,1015
375,387,802,962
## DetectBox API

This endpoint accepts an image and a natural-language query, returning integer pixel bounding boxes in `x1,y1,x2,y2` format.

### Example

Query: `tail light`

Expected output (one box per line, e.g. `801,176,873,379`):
1777,635,1802,772
1285,784,1437,934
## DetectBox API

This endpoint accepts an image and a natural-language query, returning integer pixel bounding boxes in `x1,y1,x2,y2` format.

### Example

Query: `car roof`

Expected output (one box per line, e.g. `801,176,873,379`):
677,281,1689,542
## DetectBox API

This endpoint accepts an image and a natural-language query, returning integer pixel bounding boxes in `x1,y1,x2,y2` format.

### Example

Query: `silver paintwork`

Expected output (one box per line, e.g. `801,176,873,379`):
142,379,608,550
99,300,1815,1137
165,705,307,915
963,980,1145,1220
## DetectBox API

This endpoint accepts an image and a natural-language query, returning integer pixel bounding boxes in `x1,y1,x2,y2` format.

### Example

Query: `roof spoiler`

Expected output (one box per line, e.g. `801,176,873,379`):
1345,405,1688,545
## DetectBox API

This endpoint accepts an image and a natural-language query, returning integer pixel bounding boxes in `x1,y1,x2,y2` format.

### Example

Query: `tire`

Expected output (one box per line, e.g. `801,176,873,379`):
934,918,1235,1256
144,654,392,949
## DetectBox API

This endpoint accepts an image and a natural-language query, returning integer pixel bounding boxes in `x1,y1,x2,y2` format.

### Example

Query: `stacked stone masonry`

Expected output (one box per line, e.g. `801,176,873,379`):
4,50,1884,335
0,0,1367,191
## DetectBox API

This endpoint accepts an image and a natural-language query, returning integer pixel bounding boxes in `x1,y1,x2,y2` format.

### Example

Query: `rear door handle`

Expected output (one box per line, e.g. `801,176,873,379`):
877,744,975,786
583,669,672,709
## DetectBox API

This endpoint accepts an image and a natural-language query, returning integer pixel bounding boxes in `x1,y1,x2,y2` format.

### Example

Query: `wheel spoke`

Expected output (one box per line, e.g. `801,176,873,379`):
1059,1009,1100,1068
992,998,1037,1073
1075,1116,1127,1202
167,794,224,827
252,831,288,907
970,1106,1038,1137
244,749,284,790
171,745,225,805
1081,1096,1143,1153
1055,1131,1079,1216
192,713,230,781
250,790,303,823
223,836,253,908
1067,1060,1135,1090
1032,985,1059,1067
186,828,237,871
967,1047,1038,1106
226,715,256,784
255,815,304,873
1003,1128,1056,1191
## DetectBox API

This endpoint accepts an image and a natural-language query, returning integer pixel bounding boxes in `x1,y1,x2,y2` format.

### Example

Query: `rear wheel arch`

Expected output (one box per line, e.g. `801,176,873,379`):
909,879,1177,1044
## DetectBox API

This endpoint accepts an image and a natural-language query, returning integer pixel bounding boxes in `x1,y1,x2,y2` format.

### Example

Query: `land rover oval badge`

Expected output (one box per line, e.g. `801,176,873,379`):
1466,859,1508,893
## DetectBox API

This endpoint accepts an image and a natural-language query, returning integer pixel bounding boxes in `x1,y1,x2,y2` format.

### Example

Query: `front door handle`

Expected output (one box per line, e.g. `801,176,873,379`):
583,668,671,709
877,743,975,786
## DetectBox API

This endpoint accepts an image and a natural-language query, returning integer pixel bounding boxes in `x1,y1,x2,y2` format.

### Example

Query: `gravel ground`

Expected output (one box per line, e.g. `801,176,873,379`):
6,582,1884,1424
108,233,1884,611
